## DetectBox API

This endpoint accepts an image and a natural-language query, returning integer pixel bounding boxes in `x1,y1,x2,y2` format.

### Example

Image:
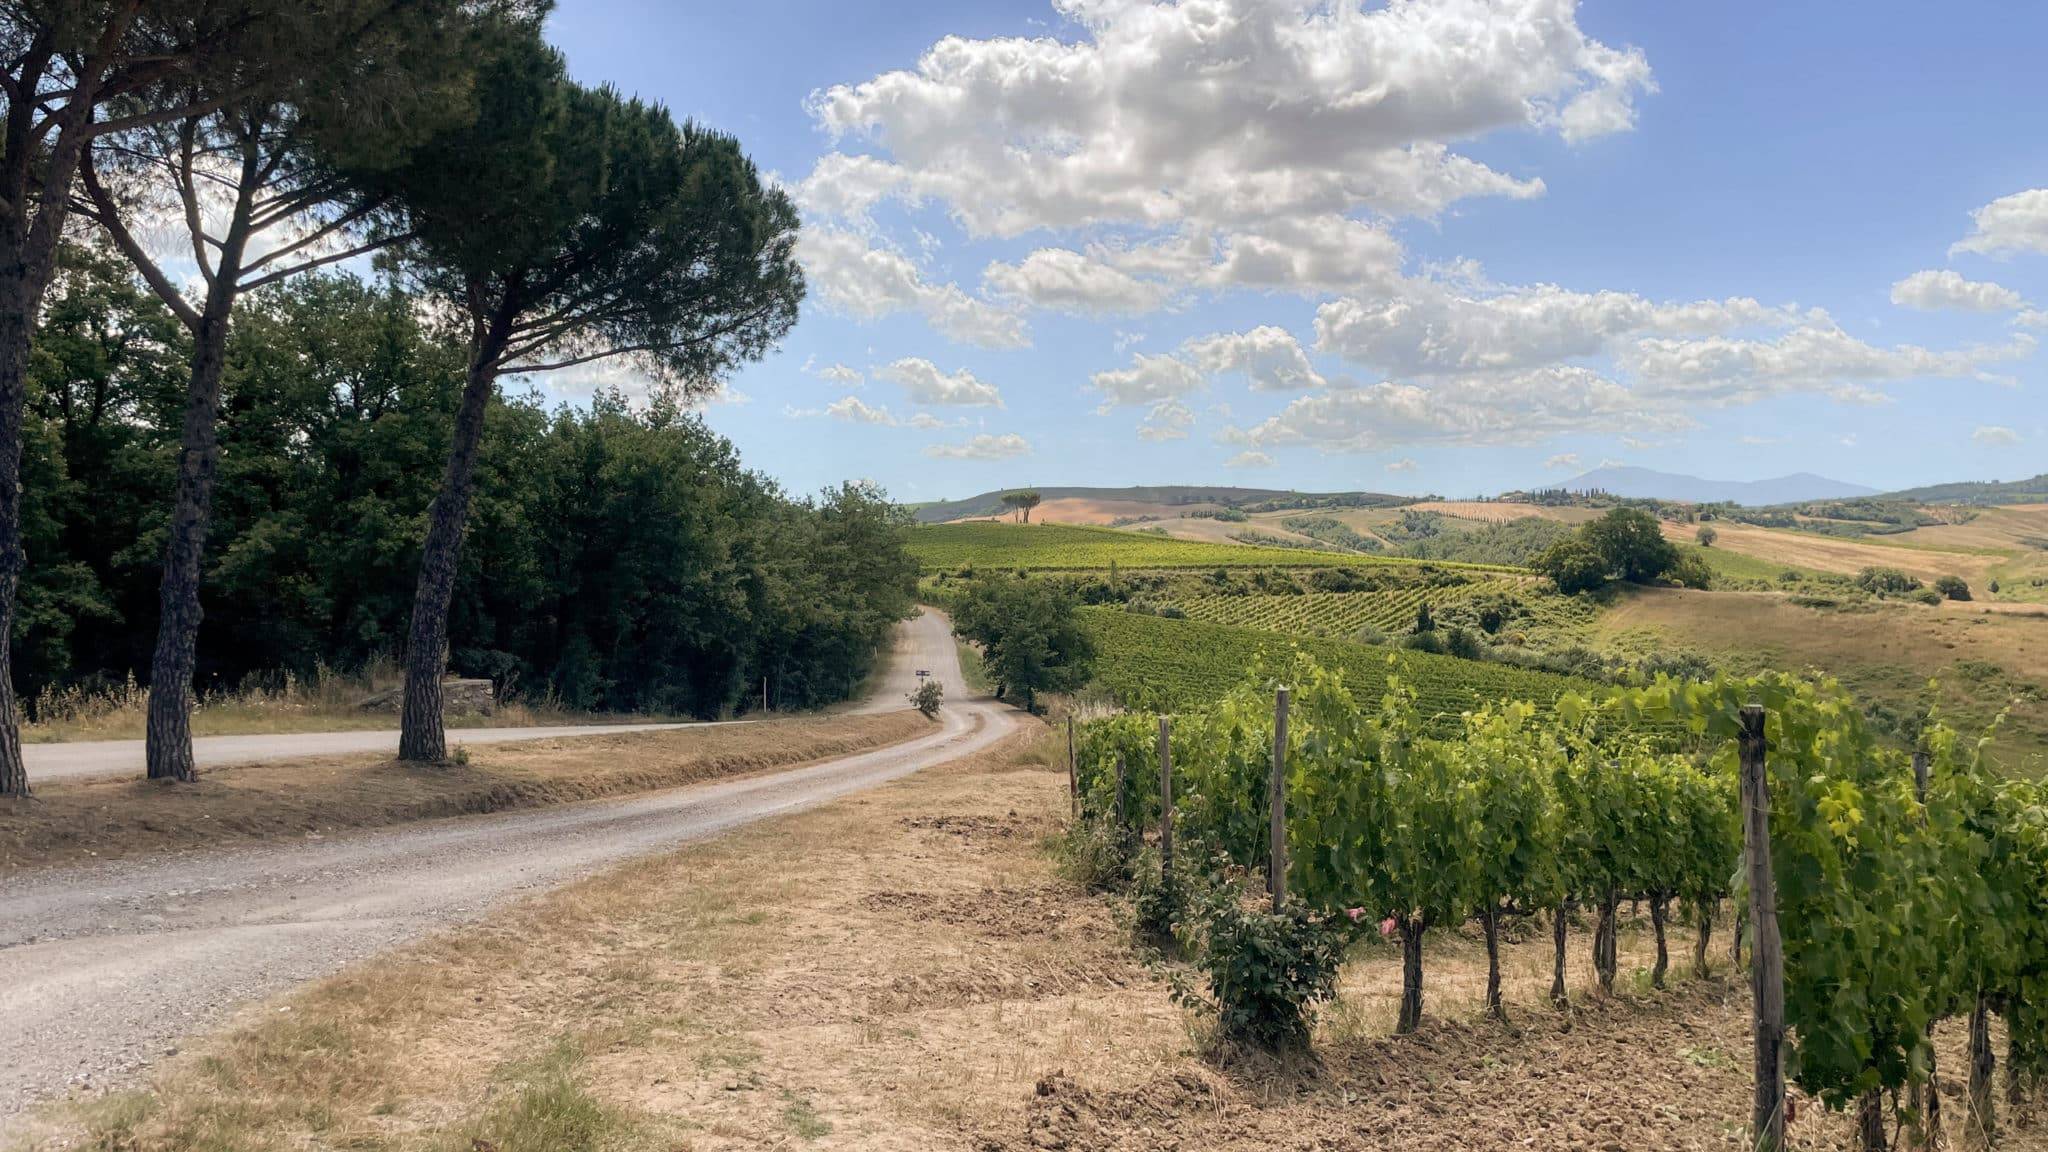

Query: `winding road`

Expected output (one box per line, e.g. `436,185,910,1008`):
0,609,1014,1120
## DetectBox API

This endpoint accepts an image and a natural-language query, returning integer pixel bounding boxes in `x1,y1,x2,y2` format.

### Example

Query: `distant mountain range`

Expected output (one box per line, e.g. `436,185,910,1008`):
1544,467,1878,506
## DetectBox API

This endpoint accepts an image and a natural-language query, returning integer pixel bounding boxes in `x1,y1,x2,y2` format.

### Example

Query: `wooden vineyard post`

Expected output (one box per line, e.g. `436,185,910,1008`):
1157,716,1173,874
1066,717,1078,818
1269,687,1290,908
1910,749,1943,1148
1738,704,1787,1152
1114,754,1131,857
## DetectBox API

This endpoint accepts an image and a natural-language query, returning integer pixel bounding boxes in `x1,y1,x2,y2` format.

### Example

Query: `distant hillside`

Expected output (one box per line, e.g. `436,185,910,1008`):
1876,473,2048,506
909,485,1412,524
1547,467,1877,506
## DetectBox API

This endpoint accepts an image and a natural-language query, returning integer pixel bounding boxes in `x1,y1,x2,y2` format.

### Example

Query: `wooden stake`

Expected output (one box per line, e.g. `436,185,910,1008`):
1738,704,1786,1152
1115,753,1130,854
1157,716,1173,873
1066,717,1078,816
1269,687,1290,907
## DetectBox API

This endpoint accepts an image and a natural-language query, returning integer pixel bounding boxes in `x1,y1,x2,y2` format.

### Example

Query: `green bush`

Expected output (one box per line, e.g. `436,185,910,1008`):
907,678,944,717
1130,847,1190,951
1934,574,1972,601
1855,566,1921,595
1057,819,1131,893
1181,878,1349,1051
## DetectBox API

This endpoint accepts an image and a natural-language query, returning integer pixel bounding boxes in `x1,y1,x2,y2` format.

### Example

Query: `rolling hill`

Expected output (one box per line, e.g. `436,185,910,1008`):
907,485,1413,524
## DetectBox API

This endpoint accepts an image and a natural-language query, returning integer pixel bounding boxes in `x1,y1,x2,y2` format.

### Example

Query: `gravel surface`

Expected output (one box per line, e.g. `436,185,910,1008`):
0,609,1007,1120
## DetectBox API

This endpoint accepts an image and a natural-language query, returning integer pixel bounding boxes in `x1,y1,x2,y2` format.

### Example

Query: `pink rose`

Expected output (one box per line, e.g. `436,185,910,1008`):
1379,917,1398,940
1345,907,1366,923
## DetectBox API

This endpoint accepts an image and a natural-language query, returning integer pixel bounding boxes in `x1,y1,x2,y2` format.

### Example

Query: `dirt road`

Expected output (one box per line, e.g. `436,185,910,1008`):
0,609,1011,1120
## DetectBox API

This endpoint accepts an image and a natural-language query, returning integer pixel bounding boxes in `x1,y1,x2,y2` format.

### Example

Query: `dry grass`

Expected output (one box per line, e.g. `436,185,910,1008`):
17,719,2042,1152
1410,500,1604,525
1663,520,2003,585
21,665,625,745
1597,586,2048,772
0,710,931,872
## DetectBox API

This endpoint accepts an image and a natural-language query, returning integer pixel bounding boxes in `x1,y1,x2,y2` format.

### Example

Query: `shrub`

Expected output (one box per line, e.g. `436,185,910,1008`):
907,678,944,717
1130,847,1190,952
1668,553,1715,590
1057,819,1131,892
1696,525,1717,547
1910,587,1943,606
1181,878,1349,1051
1855,566,1921,596
1443,625,1487,662
1934,575,1972,601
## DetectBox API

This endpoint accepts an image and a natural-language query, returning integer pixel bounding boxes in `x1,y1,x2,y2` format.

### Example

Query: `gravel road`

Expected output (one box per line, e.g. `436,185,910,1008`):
0,608,1010,1120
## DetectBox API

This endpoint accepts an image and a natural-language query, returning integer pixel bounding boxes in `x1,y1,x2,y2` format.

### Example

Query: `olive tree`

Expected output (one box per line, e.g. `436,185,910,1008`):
373,34,802,761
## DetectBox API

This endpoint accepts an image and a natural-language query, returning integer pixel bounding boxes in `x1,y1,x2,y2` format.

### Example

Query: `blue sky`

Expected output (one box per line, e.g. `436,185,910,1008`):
544,0,2048,502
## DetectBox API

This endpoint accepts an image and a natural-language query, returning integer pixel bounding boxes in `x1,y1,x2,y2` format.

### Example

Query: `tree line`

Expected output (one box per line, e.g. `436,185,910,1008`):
0,2,870,793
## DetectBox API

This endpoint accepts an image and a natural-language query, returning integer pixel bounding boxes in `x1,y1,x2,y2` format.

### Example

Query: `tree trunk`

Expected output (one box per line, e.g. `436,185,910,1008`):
144,306,236,782
1396,917,1425,1035
1650,896,1670,990
1924,1031,1943,1150
1693,903,1713,980
1550,900,1569,1009
1732,902,1746,970
1858,1089,1890,1151
1594,892,1618,995
398,350,501,763
0,280,30,798
0,34,110,798
1970,995,1996,1147
1482,904,1504,1021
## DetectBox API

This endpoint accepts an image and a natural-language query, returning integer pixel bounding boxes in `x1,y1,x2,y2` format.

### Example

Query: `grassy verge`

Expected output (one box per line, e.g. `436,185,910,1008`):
17,716,1956,1151
0,710,931,872
22,669,662,744
954,638,994,696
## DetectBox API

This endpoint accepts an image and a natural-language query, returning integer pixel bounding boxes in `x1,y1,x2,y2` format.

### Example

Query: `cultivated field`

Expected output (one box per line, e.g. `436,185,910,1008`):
908,522,1505,573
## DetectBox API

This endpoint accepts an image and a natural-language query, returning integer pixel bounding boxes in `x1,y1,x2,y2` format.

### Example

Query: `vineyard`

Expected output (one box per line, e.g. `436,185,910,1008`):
908,521,1514,574
1081,608,1594,727
1070,658,2048,1150
1168,578,1585,640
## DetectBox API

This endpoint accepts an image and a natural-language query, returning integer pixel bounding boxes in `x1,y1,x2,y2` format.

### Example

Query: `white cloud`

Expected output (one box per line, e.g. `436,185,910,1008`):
791,395,964,430
983,248,1171,315
805,359,866,388
925,432,1031,460
1951,189,2048,257
1137,398,1196,442
1889,269,2024,313
878,357,1005,407
1544,452,1582,470
1384,458,1418,474
1225,450,1275,470
800,0,1656,311
1090,351,1207,408
1316,280,1790,378
1619,322,2034,405
797,226,1028,348
1184,326,1327,392
1974,425,2022,447
826,395,895,425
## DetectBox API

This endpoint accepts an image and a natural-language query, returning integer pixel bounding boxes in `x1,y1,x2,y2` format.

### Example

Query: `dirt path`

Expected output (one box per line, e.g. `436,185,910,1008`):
0,609,1010,1120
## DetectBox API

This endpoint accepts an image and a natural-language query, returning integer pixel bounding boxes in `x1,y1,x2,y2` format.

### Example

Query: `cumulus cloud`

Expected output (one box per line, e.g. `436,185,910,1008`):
1384,458,1419,473
1973,425,2022,446
924,432,1032,460
1889,269,2024,312
1544,452,1582,470
1618,322,2035,405
1225,450,1275,469
790,395,964,430
878,357,1005,407
805,0,1649,239
1090,351,1208,408
797,227,1028,348
1137,398,1196,442
982,248,1171,315
1951,189,2048,257
804,358,866,387
1315,280,1791,378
